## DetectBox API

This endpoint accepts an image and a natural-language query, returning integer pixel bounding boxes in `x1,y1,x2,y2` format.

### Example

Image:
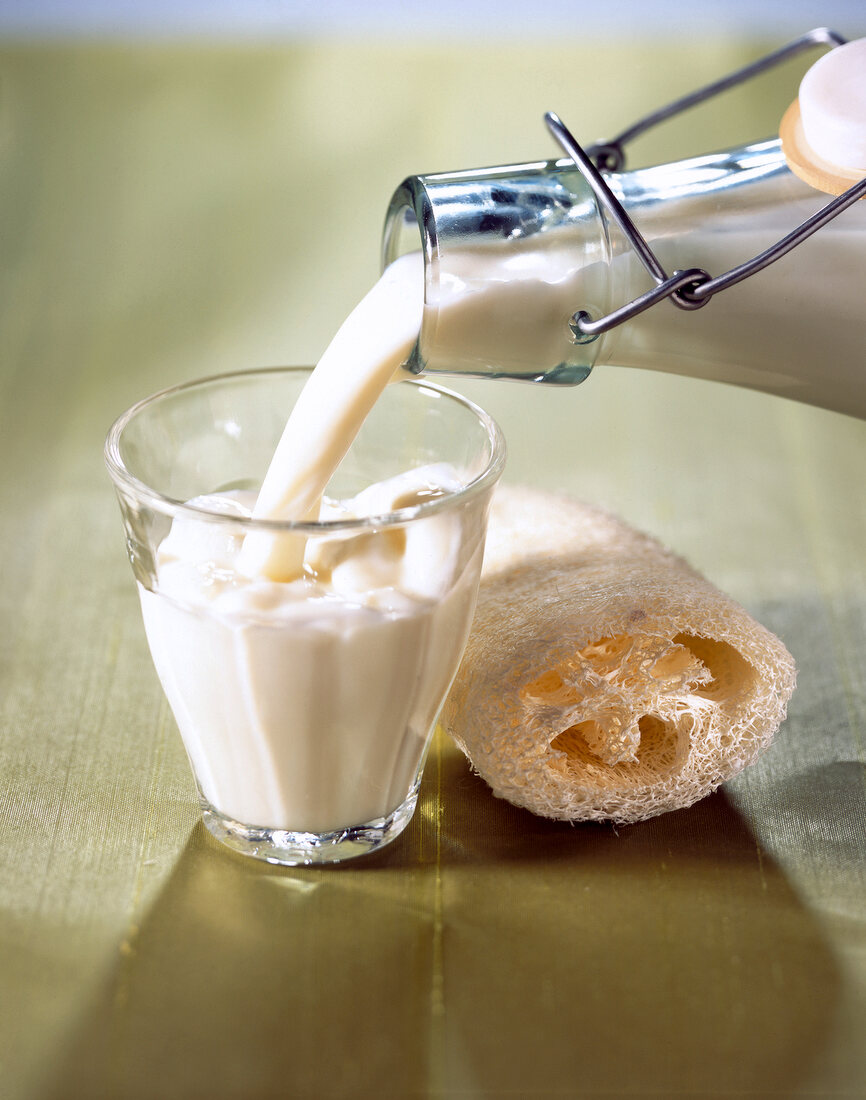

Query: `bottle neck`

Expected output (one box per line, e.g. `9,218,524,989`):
383,159,609,384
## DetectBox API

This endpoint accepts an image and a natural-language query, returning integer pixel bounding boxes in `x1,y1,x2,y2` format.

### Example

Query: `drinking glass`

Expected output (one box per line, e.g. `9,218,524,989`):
105,367,505,865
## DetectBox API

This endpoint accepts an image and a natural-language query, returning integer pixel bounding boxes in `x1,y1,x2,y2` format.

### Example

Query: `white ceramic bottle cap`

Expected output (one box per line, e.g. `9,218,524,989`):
800,39,866,170
780,38,866,196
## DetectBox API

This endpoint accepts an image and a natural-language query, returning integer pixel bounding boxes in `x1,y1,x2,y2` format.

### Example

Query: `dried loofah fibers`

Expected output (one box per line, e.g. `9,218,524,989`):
443,486,796,824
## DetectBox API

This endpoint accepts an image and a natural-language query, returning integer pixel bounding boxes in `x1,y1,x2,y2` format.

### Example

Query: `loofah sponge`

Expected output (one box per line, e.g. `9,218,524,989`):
443,486,796,824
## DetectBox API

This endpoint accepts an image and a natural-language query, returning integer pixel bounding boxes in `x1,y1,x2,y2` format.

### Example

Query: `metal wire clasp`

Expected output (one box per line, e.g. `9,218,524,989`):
547,27,866,342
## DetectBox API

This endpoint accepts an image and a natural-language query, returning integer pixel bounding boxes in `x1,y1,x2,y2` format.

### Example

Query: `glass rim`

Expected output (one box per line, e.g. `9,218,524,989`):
104,365,506,533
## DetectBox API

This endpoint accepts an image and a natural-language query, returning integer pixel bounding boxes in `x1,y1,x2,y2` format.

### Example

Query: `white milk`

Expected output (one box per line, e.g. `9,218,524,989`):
141,250,491,833
140,471,484,833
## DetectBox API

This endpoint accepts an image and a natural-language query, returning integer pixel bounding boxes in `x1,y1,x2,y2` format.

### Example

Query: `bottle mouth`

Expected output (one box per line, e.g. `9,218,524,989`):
381,176,437,375
382,176,434,272
381,164,606,386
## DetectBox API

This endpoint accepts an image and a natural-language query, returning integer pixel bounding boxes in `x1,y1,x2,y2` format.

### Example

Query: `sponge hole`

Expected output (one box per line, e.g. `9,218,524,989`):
672,633,757,703
550,713,683,785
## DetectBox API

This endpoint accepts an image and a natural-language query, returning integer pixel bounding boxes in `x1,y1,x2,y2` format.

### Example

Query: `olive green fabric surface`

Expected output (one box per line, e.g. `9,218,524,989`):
0,38,864,1100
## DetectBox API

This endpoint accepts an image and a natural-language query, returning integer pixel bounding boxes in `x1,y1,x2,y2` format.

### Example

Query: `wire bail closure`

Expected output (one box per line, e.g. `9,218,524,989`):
547,27,866,342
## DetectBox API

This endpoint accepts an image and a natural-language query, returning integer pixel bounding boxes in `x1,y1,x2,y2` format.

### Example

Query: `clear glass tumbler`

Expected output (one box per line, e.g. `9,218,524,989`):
105,367,505,865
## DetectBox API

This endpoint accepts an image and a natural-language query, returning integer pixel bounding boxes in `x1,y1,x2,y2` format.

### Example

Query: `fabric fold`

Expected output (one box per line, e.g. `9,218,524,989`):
443,486,796,823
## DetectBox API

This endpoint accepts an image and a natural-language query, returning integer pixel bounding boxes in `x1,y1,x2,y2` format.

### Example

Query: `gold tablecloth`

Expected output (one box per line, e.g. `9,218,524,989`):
0,37,864,1099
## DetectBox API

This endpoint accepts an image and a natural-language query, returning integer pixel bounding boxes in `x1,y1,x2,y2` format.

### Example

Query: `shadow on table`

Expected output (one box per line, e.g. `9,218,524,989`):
41,738,840,1100
426,740,844,1098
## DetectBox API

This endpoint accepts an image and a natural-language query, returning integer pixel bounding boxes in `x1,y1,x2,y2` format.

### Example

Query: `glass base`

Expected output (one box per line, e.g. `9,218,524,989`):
200,784,420,866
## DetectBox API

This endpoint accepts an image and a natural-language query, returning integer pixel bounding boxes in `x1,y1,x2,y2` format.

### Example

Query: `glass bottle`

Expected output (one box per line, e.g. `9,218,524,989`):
382,40,866,418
